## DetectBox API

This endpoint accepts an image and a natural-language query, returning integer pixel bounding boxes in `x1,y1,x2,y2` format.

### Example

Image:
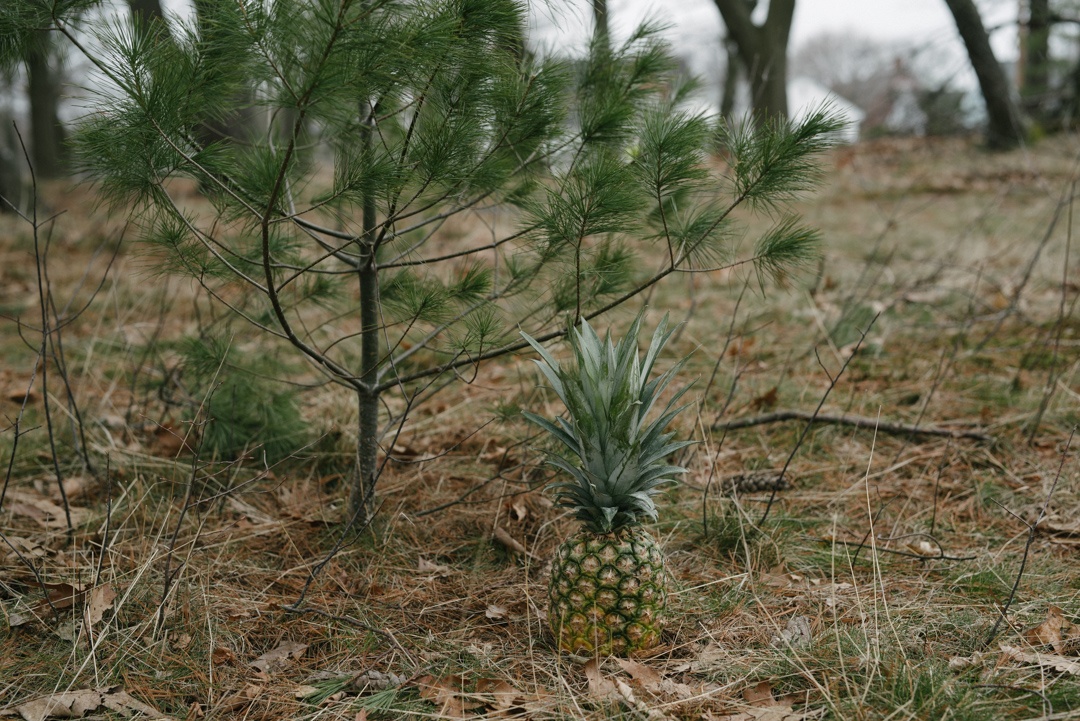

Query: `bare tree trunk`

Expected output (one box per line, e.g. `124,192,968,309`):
944,0,1025,149
1021,0,1051,121
720,36,740,119
192,0,262,148
350,101,380,523
712,0,795,123
25,34,66,179
0,118,22,212
128,0,170,42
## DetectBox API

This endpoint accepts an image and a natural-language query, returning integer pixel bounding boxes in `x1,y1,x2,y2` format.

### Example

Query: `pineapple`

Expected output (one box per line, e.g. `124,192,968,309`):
522,314,692,656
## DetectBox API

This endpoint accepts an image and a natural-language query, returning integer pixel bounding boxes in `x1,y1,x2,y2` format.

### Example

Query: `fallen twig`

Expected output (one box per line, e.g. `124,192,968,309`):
984,427,1075,648
712,409,992,442
757,313,881,525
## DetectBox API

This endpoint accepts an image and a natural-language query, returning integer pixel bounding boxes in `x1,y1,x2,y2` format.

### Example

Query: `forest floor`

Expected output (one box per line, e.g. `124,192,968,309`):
1,133,1079,720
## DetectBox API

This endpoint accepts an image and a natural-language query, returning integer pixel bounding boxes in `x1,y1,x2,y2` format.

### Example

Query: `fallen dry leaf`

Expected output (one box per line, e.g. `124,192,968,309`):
58,475,92,501
772,616,813,649
4,490,90,529
417,558,452,577
212,646,238,665
6,387,38,404
100,689,167,718
15,687,166,721
349,669,407,692
614,658,696,701
16,689,102,721
475,678,518,711
85,585,117,626
744,680,777,707
249,640,307,673
416,675,482,719
584,660,673,719
1022,605,1080,654
2,535,48,561
584,659,620,701
616,658,664,687
1001,644,1080,675
948,651,991,670
705,707,814,721
209,683,262,715
1037,513,1080,536
43,582,87,611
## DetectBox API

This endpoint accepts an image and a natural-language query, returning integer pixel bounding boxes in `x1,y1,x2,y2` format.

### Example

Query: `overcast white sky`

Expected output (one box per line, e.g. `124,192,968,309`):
529,0,1020,66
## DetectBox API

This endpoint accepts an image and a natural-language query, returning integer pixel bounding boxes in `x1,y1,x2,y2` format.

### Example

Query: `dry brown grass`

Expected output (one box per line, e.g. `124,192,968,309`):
2,134,1079,720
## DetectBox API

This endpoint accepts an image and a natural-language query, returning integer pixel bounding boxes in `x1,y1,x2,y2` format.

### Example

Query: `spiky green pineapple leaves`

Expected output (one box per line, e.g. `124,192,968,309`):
522,314,694,534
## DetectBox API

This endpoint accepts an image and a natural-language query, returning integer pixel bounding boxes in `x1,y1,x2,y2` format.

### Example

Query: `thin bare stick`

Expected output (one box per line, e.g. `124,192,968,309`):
929,439,953,538
984,427,1075,647
93,456,113,588
154,421,206,639
154,352,229,638
758,313,880,526
1026,180,1074,443
819,535,976,562
12,124,72,535
0,346,46,514
974,180,1074,351
712,409,992,443
0,530,60,622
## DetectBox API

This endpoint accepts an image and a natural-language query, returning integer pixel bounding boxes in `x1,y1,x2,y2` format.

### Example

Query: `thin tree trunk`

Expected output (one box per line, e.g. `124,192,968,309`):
128,0,170,43
712,0,794,123
350,101,380,523
1021,0,1051,120
0,118,21,212
720,37,739,119
944,0,1025,149
25,34,66,179
191,0,262,148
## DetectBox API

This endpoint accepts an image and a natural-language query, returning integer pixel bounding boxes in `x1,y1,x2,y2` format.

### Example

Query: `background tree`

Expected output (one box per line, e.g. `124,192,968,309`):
0,67,21,211
2,0,839,523
711,0,795,122
1021,0,1052,118
128,0,168,38
944,0,1026,148
23,32,67,178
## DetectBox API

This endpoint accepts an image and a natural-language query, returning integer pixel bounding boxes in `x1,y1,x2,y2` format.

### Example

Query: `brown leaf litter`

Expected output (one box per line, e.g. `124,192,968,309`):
7,686,168,721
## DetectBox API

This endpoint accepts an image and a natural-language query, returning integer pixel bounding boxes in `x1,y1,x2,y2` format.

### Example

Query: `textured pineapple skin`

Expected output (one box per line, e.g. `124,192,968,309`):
548,527,667,656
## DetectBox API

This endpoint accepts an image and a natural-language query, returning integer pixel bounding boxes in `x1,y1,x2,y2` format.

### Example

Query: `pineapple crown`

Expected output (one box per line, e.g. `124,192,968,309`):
521,313,693,534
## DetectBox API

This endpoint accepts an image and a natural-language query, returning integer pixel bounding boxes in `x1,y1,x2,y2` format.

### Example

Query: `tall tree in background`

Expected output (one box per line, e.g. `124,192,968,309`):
128,0,170,42
712,0,795,122
943,0,1025,148
1019,0,1054,124
719,31,740,119
24,32,66,178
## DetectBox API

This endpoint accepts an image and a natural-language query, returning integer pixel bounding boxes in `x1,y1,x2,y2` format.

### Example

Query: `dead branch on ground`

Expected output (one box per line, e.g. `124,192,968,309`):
713,409,992,442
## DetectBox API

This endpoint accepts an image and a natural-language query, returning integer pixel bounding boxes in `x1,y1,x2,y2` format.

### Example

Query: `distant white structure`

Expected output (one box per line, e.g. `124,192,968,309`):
787,76,865,143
